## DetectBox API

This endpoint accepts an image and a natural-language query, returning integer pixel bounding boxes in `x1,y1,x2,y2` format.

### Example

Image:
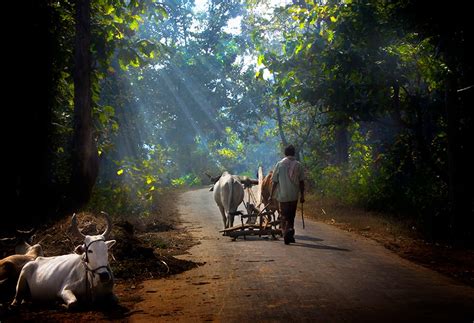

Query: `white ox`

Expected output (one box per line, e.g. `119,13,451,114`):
212,171,245,229
11,213,117,309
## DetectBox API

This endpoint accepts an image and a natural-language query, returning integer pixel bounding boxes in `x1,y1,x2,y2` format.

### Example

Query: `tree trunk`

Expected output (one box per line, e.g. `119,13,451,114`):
335,121,349,164
70,0,98,209
391,81,403,130
275,104,288,148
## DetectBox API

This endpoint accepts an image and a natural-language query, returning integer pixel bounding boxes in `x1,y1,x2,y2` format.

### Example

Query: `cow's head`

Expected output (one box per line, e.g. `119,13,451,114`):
0,228,36,255
71,212,116,283
25,243,44,258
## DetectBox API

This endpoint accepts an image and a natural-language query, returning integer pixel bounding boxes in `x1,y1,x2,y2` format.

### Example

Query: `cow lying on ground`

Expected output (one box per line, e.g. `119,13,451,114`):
0,243,44,299
11,213,117,309
0,229,36,258
211,172,245,229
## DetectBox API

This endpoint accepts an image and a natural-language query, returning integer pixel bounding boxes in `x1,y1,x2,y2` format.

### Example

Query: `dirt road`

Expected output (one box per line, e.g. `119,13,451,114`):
130,188,474,322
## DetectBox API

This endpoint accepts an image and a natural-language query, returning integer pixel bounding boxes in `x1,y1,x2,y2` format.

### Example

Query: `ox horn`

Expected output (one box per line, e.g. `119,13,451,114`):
71,213,86,238
204,172,216,182
16,228,36,244
16,228,35,235
0,236,17,245
237,176,259,187
100,211,112,238
205,172,221,183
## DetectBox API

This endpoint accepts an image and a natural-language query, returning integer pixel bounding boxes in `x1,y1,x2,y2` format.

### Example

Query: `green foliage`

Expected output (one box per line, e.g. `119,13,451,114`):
171,174,202,187
246,0,460,236
89,145,169,216
364,134,448,218
86,0,278,215
308,123,373,205
46,0,169,195
347,123,373,203
318,165,350,201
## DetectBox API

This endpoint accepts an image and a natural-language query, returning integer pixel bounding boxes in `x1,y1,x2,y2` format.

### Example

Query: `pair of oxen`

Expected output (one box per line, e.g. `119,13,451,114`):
0,213,117,309
208,168,278,230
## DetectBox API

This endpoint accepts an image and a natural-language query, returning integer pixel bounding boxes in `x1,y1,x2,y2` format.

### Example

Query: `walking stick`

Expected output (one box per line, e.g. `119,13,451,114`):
301,202,305,229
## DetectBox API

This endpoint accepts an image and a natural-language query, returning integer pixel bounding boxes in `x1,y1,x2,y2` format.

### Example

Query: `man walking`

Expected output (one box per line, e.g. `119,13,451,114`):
270,145,305,245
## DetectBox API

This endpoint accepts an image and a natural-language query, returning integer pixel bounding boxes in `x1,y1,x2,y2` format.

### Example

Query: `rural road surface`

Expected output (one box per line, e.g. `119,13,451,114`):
130,188,474,322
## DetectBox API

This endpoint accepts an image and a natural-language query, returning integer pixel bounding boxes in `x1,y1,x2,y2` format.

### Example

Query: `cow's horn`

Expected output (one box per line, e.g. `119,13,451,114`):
205,172,221,183
0,236,17,244
16,228,35,235
71,213,86,238
100,211,112,238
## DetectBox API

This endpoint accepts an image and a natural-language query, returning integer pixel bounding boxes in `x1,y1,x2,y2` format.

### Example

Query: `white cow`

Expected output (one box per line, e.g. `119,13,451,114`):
11,213,117,309
213,171,245,229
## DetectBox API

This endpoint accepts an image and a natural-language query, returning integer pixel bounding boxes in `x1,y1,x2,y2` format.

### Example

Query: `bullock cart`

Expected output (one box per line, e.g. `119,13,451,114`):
219,178,281,240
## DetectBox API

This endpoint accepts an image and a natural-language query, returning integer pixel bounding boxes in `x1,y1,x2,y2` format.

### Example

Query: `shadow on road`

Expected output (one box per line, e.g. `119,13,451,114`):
291,242,350,252
294,235,324,242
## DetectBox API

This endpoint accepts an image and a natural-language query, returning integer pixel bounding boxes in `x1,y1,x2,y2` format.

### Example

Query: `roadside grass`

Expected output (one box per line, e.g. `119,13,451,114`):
303,193,419,240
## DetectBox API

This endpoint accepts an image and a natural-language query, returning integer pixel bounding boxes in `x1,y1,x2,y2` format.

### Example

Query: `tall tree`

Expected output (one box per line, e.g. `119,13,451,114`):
69,0,99,209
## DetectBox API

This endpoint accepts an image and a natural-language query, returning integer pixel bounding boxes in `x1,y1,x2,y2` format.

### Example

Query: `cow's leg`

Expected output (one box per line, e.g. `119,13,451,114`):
218,205,227,229
228,212,234,228
11,272,29,306
60,288,78,310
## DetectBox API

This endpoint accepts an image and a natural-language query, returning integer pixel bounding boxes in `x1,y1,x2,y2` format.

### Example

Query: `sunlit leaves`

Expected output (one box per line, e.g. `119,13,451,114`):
171,174,202,187
217,147,238,159
294,42,304,55
110,145,168,213
384,36,448,91
130,19,139,31
155,6,168,20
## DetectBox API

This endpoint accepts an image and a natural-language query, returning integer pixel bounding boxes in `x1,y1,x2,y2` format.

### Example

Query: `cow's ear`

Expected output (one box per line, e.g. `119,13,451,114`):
105,240,116,249
74,245,85,254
